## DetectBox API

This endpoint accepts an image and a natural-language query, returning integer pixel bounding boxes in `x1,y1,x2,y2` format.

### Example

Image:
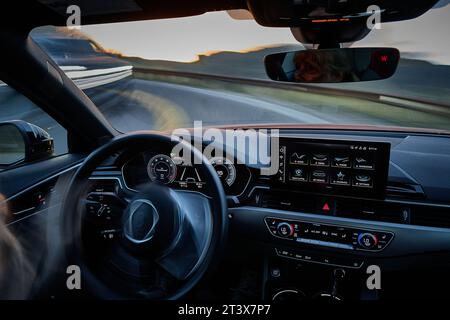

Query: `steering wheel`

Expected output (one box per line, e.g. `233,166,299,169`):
61,132,228,299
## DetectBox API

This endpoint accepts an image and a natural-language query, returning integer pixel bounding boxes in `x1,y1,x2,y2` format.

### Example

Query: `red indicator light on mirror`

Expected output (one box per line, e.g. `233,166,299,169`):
322,203,330,212
380,55,389,63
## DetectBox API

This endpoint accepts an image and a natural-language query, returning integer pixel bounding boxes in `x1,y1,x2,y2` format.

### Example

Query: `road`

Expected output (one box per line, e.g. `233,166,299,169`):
84,77,336,133
0,74,406,156
84,76,412,132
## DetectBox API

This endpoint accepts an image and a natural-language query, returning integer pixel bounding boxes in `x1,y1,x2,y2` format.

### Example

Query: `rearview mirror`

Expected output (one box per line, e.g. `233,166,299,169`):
265,48,400,83
0,120,54,167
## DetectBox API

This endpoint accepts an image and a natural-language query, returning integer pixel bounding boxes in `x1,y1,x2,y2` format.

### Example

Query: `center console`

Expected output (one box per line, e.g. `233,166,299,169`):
235,137,394,300
258,138,394,267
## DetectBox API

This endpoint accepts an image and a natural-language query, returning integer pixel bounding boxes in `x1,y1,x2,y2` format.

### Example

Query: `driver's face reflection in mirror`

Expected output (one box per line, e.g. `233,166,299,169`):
293,51,358,83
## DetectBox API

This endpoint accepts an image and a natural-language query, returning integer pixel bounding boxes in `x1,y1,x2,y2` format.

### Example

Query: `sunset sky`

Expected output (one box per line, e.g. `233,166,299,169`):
81,1,450,65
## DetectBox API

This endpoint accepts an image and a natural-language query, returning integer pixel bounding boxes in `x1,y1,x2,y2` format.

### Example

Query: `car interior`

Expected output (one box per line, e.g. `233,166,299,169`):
1,0,450,304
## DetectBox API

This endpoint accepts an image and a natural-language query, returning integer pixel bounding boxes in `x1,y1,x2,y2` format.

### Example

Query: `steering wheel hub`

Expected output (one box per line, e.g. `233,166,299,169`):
124,199,159,244
122,186,181,256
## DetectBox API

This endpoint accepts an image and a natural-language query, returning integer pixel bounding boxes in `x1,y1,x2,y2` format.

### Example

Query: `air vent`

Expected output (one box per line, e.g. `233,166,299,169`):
386,181,425,199
410,205,450,228
253,189,450,228
257,190,315,213
335,198,408,224
255,190,410,224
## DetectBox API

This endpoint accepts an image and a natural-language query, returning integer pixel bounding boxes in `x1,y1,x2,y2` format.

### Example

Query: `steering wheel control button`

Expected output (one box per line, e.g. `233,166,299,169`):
86,202,101,215
100,229,121,241
266,218,393,251
277,222,294,238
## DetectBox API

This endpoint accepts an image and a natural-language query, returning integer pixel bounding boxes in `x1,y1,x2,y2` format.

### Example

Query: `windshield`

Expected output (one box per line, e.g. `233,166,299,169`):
31,2,450,133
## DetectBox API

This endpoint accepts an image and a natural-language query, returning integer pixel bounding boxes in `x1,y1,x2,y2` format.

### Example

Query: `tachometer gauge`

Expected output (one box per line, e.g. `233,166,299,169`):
147,154,177,184
210,157,236,187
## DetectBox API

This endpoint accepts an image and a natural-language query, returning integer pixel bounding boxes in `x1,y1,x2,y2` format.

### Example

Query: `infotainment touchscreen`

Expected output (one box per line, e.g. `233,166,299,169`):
274,138,391,199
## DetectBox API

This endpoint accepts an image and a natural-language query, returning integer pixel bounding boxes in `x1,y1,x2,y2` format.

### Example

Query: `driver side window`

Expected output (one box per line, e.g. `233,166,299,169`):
0,81,68,170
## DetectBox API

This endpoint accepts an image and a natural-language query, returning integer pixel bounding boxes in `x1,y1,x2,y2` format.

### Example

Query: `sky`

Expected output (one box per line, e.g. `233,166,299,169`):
80,1,450,65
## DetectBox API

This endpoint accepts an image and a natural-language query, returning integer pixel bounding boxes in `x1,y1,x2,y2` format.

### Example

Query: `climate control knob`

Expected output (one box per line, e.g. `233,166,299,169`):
357,233,378,249
277,222,294,238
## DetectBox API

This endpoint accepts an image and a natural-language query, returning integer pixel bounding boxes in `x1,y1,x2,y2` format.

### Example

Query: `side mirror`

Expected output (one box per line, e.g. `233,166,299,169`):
265,47,400,83
0,120,54,167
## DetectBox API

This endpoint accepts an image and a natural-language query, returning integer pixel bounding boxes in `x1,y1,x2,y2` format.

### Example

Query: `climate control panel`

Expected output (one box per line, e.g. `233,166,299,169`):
265,217,394,252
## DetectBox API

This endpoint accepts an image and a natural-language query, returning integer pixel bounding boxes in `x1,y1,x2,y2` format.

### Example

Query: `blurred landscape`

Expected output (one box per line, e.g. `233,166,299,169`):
2,28,450,138
108,45,450,131
123,45,450,106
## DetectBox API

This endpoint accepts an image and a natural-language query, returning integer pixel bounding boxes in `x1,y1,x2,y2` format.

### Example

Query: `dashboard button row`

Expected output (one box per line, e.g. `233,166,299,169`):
288,168,373,187
265,218,394,252
289,153,375,170
275,248,364,269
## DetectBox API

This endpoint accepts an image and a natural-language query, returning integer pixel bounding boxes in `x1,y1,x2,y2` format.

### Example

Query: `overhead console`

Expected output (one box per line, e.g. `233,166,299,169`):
273,138,390,199
247,0,439,48
247,0,439,27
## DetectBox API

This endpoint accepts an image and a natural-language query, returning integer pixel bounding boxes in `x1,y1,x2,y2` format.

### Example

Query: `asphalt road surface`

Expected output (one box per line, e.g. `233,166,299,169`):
85,77,336,133
83,76,408,132
0,75,411,155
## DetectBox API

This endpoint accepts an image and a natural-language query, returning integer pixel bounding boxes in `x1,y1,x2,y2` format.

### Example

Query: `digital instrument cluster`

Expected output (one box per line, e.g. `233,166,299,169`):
274,138,390,199
122,152,251,195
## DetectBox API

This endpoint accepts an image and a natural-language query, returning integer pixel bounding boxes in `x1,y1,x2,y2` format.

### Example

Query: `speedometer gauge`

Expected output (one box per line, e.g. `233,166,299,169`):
147,154,177,184
210,157,236,187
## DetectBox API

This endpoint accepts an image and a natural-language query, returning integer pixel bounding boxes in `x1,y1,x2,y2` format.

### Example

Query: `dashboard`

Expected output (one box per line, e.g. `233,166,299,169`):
121,137,391,200
79,130,450,274
5,129,450,296
108,136,400,264
2,130,450,300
